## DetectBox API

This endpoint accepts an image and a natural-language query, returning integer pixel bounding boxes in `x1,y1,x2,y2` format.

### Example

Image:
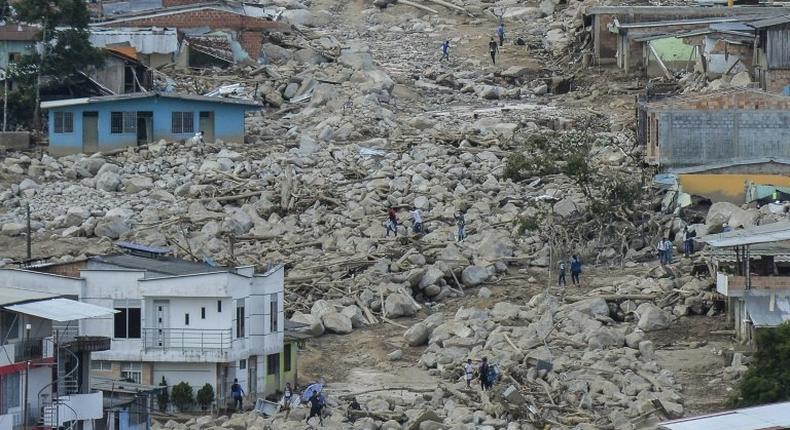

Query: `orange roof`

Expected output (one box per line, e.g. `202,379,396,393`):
105,46,138,61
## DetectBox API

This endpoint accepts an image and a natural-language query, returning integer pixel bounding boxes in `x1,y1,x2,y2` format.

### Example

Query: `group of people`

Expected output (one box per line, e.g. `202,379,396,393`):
558,255,582,287
385,206,467,241
463,357,498,391
658,227,698,264
440,23,507,66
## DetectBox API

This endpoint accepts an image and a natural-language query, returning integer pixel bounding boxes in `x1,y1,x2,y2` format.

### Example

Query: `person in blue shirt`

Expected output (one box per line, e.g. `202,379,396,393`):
230,378,244,411
496,24,505,46
441,40,450,61
570,255,582,286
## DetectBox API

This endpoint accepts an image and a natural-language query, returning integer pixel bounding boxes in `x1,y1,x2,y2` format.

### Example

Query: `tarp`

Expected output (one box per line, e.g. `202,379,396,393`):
302,383,322,402
745,293,790,328
6,298,117,322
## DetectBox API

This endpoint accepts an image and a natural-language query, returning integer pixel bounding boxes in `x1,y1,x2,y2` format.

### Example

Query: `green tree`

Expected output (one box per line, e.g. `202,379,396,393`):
171,382,194,412
735,322,790,406
196,384,215,410
157,376,170,412
14,0,104,128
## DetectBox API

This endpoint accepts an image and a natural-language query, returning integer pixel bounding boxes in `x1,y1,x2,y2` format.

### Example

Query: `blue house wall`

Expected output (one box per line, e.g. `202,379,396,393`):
46,96,254,156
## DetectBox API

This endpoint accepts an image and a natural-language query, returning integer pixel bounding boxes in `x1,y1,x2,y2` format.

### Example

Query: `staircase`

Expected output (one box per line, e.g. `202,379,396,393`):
36,339,80,430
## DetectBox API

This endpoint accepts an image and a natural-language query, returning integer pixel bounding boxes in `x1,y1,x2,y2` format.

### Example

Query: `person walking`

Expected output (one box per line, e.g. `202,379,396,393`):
463,359,475,388
558,261,566,287
230,378,244,411
664,237,674,264
411,207,424,234
657,239,667,264
496,24,505,47
479,357,490,391
683,226,696,257
488,37,498,65
570,255,582,286
282,382,293,419
385,207,398,237
456,211,466,242
441,40,450,61
306,392,324,426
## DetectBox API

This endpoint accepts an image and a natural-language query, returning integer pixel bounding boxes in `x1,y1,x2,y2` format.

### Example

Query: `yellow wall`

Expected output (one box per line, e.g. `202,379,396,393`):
678,174,790,203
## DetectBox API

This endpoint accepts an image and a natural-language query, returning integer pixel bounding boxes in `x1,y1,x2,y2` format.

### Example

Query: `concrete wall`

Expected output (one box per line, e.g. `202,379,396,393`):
679,173,790,203
0,40,34,70
658,109,790,168
0,132,31,150
46,97,251,156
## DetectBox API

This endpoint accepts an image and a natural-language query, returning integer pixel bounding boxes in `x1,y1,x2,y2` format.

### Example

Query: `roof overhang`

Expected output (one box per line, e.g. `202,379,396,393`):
697,222,790,247
5,298,118,321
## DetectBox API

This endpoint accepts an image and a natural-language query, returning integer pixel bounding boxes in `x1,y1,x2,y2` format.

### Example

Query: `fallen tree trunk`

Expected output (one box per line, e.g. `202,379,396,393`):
398,0,439,13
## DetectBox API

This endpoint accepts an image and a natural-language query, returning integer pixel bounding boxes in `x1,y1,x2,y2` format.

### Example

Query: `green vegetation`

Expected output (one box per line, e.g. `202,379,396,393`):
171,382,194,411
735,322,790,406
196,383,215,410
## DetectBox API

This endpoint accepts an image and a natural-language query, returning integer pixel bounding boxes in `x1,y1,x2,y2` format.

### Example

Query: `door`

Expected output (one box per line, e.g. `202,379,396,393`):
137,111,153,145
247,356,257,397
199,111,214,143
82,111,98,153
154,300,170,348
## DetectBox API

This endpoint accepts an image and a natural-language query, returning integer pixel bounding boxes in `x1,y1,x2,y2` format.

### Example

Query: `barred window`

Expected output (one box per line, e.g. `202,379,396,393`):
171,112,194,134
111,112,136,134
53,112,73,133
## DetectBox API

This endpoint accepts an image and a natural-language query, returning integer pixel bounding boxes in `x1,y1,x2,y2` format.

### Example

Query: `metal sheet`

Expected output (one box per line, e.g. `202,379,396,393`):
659,401,790,429
745,293,790,327
697,222,790,247
0,287,57,306
5,298,117,322
89,28,178,55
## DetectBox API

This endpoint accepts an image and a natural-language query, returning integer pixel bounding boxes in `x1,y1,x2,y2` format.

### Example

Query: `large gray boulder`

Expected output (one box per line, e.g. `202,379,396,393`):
418,267,444,289
705,201,740,228
94,208,133,239
461,265,491,287
95,171,121,192
384,293,418,318
123,176,153,193
321,312,353,334
63,207,90,228
290,312,324,337
341,305,365,328
636,303,671,331
404,322,429,346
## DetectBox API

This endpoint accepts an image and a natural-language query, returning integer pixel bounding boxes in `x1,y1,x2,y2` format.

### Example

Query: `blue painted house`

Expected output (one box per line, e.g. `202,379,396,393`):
41,92,261,156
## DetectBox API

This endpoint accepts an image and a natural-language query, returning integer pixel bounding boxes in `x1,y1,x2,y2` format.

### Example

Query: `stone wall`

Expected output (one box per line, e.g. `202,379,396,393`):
658,109,790,168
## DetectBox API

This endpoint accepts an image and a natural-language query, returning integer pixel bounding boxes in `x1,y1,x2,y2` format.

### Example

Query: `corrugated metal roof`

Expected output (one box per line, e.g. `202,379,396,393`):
89,254,228,276
659,401,790,429
5,298,117,322
89,27,178,55
101,0,163,16
0,25,40,41
697,222,790,247
0,287,58,306
745,292,790,327
40,91,261,109
749,15,790,28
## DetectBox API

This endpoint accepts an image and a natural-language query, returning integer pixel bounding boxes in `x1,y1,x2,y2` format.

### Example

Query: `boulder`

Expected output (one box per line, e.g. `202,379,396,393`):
404,322,429,346
418,267,444,289
321,312,353,334
341,305,366,328
705,201,740,227
385,293,419,318
95,171,121,192
1,222,24,236
730,71,752,88
636,303,671,331
18,178,39,192
63,207,90,228
94,208,133,239
290,312,324,337
553,198,579,217
123,176,153,193
461,265,491,287
639,340,655,361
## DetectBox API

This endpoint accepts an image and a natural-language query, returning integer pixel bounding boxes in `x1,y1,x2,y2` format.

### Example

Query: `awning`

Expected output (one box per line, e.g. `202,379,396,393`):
5,298,117,322
697,222,790,247
745,293,790,327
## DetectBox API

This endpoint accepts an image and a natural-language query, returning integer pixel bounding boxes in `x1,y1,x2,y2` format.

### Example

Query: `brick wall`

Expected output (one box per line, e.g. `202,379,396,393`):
683,92,790,110
767,69,790,93
162,0,205,7
238,31,263,59
104,8,290,32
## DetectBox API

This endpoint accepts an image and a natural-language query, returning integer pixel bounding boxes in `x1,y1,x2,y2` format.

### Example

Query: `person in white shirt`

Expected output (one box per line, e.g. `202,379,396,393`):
463,358,475,388
411,207,423,233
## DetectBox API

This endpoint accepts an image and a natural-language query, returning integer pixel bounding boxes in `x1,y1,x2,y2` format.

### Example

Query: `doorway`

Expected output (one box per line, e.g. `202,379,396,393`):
137,111,153,145
82,111,98,153
153,300,170,349
199,111,214,143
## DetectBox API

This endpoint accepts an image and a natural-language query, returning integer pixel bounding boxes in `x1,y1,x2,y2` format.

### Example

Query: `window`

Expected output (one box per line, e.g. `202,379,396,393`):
120,362,142,384
284,344,292,372
3,373,19,409
171,112,194,134
201,307,206,319
1,312,18,340
270,296,279,332
91,360,112,371
217,300,222,313
266,353,279,375
111,112,136,134
236,303,245,338
53,112,73,133
114,303,141,339
239,359,246,370
184,314,190,326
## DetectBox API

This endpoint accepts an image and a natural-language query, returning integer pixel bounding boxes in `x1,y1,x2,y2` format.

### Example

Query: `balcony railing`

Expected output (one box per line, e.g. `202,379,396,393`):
11,338,45,362
142,328,232,353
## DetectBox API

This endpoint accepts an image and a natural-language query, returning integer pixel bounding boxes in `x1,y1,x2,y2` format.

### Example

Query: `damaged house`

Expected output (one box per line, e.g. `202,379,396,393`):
91,2,292,67
89,27,179,68
750,15,790,93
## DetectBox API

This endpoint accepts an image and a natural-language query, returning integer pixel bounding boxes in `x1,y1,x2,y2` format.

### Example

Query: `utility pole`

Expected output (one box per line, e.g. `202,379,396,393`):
26,202,31,260
2,68,7,132
32,27,46,131
22,324,31,430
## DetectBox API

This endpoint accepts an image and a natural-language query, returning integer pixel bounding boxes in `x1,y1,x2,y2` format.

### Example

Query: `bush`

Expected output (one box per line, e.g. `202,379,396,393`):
171,382,194,412
735,322,790,406
196,383,215,410
157,376,169,412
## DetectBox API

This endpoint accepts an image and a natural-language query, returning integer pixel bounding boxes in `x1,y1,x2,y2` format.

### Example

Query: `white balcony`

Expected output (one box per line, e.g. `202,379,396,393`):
42,392,103,427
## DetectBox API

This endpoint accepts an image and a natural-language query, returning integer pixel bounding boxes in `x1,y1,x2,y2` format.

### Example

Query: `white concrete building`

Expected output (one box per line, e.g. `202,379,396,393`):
0,244,286,405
